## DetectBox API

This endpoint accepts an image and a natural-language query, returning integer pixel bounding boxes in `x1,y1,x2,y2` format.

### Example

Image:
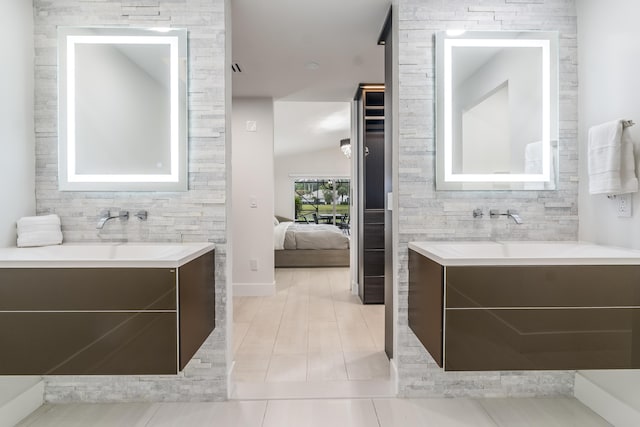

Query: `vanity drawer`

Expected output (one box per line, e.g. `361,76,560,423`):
445,308,640,371
0,268,177,311
0,312,177,375
0,250,214,375
446,265,640,308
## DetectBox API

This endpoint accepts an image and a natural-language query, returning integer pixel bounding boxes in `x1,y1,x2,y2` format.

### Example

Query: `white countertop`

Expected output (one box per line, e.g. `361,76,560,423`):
408,241,640,266
0,242,215,268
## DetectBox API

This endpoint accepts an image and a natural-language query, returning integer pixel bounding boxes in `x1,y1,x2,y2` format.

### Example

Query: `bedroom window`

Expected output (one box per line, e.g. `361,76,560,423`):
294,178,350,225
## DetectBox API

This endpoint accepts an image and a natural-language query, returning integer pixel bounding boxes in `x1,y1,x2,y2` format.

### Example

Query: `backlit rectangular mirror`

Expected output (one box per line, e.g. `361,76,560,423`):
58,27,188,191
435,31,558,191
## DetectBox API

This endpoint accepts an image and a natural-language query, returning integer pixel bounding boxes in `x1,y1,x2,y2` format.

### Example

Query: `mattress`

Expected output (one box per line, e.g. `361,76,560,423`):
274,222,349,250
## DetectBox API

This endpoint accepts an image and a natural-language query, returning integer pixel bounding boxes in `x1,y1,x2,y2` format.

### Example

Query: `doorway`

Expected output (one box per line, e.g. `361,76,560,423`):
229,0,393,399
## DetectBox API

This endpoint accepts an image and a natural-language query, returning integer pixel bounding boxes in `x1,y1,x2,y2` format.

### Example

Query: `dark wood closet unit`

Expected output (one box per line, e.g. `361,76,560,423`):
356,85,385,304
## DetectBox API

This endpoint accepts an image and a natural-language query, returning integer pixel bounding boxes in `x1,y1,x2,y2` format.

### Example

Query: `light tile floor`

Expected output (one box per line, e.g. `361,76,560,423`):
233,268,388,385
18,397,611,426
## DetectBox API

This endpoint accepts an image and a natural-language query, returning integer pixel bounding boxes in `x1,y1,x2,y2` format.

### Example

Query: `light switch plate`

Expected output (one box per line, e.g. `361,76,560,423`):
246,121,257,132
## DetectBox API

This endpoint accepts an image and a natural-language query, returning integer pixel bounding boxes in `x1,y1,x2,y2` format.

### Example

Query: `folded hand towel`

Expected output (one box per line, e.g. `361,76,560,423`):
16,214,63,247
17,231,64,248
588,119,638,195
17,214,61,229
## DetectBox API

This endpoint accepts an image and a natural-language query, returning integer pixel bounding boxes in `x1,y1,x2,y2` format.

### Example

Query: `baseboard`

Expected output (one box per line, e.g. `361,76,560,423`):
230,379,395,400
227,360,236,400
389,358,399,395
0,379,44,427
233,282,276,297
575,372,640,427
351,280,359,296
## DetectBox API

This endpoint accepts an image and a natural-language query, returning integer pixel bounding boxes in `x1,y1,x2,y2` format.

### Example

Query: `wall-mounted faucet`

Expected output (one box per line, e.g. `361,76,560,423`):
96,210,129,229
134,210,148,221
490,209,523,224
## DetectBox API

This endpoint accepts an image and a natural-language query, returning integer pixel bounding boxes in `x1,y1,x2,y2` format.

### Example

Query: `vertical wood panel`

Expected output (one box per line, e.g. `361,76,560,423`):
408,250,444,366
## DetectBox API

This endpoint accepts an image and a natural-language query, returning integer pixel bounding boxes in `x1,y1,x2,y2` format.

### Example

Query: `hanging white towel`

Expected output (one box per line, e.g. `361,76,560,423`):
588,119,638,195
16,214,63,247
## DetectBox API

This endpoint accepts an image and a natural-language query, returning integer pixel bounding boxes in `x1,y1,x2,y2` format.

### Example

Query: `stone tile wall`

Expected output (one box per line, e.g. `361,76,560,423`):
396,0,578,397
31,0,579,401
33,0,229,402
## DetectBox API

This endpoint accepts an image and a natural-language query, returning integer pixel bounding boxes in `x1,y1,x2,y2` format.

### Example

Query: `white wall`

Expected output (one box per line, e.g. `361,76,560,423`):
274,146,350,219
577,0,640,419
232,98,275,294
0,0,36,247
0,1,40,421
578,0,640,249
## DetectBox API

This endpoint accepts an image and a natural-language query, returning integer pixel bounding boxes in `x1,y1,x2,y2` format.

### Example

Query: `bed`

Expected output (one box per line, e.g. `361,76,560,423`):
274,220,350,267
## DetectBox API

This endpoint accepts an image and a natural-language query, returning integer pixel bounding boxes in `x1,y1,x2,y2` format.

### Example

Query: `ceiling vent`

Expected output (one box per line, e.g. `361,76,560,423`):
231,62,242,73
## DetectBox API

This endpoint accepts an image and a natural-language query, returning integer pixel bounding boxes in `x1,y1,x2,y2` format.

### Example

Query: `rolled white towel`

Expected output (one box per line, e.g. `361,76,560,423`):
16,214,63,247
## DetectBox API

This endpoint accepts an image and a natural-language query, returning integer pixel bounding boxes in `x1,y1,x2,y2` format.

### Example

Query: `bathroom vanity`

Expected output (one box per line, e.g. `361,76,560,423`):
408,241,640,371
0,243,215,375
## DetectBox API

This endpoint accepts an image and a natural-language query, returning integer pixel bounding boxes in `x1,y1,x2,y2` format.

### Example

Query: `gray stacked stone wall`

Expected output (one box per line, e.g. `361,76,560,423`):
396,0,578,397
33,0,229,402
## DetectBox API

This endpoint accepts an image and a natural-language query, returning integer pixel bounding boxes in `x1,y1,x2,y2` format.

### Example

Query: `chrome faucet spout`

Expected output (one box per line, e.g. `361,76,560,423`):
489,209,523,224
96,210,129,229
506,210,523,224
97,211,115,229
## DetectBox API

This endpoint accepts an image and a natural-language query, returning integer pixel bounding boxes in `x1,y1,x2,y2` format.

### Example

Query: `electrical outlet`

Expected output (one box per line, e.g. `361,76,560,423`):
249,259,258,271
617,194,633,218
246,120,257,132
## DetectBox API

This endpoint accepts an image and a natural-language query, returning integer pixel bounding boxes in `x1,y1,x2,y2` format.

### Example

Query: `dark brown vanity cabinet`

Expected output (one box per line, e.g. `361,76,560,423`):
0,250,215,375
357,86,385,304
408,249,640,371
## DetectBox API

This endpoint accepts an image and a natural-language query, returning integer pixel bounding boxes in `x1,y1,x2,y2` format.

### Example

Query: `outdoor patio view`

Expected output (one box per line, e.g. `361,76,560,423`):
294,178,350,227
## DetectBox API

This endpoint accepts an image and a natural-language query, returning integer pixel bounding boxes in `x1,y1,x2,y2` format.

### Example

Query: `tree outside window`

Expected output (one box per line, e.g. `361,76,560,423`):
294,178,350,223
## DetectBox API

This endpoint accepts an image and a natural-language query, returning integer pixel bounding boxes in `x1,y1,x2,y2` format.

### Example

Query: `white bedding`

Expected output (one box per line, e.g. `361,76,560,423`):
274,221,292,250
274,221,349,250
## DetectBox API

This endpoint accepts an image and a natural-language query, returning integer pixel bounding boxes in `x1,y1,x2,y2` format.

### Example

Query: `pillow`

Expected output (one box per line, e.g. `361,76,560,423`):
273,217,279,226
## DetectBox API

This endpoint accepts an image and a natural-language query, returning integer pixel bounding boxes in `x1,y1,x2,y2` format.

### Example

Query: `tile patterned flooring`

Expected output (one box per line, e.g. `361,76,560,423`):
232,268,389,386
18,397,610,426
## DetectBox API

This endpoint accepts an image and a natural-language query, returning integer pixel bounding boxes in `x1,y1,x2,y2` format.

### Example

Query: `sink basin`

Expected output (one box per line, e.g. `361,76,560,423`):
408,241,640,265
0,242,215,268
